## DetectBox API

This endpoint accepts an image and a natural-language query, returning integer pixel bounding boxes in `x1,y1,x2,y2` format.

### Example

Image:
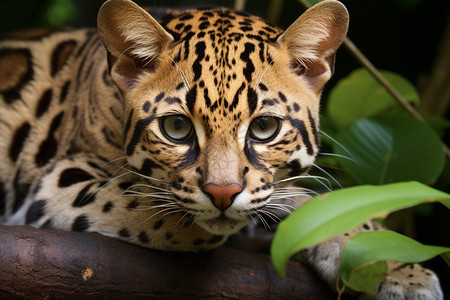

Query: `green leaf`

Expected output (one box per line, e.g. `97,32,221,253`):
334,111,445,184
270,182,450,277
327,68,420,130
340,231,450,295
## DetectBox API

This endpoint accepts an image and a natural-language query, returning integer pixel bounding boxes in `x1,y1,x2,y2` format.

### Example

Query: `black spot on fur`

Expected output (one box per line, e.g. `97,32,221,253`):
35,112,64,166
51,40,77,77
278,92,287,103
42,219,53,228
139,231,150,243
72,215,90,232
154,92,165,103
59,80,70,103
240,43,255,82
72,183,96,207
119,228,131,238
153,219,164,230
258,83,268,91
193,41,206,81
9,122,31,162
143,101,151,112
185,85,197,113
36,89,53,118
0,48,34,104
127,200,138,210
103,201,114,213
231,82,245,112
58,168,94,187
247,87,258,115
25,200,46,224
12,169,31,213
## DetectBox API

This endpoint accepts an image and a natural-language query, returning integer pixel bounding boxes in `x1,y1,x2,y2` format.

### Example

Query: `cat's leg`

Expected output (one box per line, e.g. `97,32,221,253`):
303,221,444,299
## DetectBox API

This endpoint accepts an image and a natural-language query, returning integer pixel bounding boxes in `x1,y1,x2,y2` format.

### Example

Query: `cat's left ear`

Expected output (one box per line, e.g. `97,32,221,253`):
277,0,349,93
97,0,173,92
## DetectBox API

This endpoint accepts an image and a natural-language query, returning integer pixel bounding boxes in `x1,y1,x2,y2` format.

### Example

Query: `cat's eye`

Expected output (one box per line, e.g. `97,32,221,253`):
248,116,280,142
161,115,193,142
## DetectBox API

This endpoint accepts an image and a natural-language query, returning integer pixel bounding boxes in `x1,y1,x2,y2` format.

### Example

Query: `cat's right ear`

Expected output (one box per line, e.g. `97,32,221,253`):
97,0,173,92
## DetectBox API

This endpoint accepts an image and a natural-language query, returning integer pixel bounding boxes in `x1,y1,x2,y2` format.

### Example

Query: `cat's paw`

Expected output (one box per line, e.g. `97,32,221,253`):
374,264,443,300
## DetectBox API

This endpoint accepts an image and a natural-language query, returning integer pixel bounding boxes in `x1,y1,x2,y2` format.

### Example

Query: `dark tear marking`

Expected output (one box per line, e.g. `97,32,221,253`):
12,168,31,214
247,87,258,115
185,85,197,113
72,182,96,207
240,43,255,82
35,112,64,167
0,48,34,104
58,168,95,187
126,116,154,156
72,215,90,232
286,116,314,155
231,82,245,112
193,41,206,81
51,40,77,77
59,80,70,103
308,108,320,147
176,142,200,168
9,122,31,162
36,89,53,118
244,141,264,169
25,200,46,224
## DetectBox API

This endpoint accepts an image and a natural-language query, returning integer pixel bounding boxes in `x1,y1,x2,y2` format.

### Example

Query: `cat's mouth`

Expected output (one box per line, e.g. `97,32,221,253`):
195,214,250,235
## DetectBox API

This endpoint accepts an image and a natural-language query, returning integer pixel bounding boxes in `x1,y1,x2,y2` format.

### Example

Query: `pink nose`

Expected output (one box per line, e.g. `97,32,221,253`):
203,183,243,211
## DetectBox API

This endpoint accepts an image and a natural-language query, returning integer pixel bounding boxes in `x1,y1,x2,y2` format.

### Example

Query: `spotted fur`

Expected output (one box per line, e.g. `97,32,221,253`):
0,0,443,298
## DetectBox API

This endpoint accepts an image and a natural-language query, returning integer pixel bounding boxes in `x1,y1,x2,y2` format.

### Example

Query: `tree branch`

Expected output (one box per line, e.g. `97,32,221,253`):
0,225,335,299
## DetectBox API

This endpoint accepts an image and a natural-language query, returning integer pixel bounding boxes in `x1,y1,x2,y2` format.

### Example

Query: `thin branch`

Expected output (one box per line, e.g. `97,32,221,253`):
297,0,450,159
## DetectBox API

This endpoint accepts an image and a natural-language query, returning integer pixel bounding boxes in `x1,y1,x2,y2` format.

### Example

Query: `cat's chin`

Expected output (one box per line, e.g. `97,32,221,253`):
195,216,250,236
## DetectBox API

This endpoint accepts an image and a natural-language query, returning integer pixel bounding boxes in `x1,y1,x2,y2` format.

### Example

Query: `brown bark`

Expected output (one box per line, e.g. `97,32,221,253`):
0,225,334,299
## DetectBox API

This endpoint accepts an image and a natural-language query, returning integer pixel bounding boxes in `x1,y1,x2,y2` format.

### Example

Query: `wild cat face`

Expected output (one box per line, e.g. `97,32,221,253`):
98,0,348,235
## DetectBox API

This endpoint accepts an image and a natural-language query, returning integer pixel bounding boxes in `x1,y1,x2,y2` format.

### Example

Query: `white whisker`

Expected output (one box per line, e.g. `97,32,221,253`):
313,163,343,188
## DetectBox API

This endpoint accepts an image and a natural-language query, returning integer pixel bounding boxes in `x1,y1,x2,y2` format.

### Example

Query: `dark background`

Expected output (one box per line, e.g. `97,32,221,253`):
1,0,449,297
